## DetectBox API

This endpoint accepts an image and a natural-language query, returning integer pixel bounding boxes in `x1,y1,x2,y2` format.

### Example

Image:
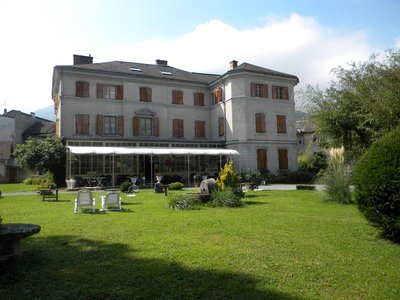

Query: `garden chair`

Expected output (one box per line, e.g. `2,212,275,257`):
74,189,96,214
101,190,122,211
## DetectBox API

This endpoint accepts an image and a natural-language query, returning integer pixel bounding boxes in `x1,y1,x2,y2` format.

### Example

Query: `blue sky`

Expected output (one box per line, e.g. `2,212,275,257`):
1,0,399,113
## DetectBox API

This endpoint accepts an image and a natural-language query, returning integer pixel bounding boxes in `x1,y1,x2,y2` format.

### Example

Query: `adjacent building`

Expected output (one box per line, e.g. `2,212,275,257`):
0,110,55,183
52,55,299,186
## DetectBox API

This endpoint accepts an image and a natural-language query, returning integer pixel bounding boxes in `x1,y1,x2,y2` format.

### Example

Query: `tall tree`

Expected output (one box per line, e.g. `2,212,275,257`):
14,137,66,185
302,50,400,159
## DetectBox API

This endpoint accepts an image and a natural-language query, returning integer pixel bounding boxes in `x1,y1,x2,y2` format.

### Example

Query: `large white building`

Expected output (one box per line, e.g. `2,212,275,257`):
52,55,299,186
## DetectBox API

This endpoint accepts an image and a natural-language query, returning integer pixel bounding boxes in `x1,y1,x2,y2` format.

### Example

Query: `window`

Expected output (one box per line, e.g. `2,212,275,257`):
97,115,124,136
278,149,288,170
251,83,268,98
133,116,159,137
140,87,152,102
195,120,205,138
257,149,267,171
277,115,287,133
194,92,205,106
75,114,89,134
255,113,266,133
96,84,123,100
213,88,223,104
272,85,289,100
76,81,89,97
172,90,183,105
173,119,184,138
218,117,224,136
104,116,117,135
140,118,153,136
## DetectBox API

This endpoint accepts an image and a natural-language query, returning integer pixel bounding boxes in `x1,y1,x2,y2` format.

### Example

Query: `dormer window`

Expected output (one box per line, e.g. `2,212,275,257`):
130,67,142,72
160,71,172,75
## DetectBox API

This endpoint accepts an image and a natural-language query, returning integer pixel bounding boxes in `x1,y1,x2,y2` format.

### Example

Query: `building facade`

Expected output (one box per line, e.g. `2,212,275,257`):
0,110,55,183
52,55,299,186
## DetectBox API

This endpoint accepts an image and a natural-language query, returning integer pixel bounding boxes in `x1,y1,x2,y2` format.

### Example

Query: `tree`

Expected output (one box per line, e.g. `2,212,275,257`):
302,49,400,159
13,137,66,185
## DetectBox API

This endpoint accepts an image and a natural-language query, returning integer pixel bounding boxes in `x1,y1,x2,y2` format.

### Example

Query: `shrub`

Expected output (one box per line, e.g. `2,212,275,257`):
354,126,400,243
318,146,352,204
24,172,55,189
168,182,184,190
216,160,241,190
120,181,132,193
211,188,242,208
298,152,327,174
168,194,199,210
243,169,261,184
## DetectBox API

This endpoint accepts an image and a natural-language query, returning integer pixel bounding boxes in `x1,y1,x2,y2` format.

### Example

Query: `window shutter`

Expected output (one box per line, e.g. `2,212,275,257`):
76,81,84,97
140,87,146,101
251,83,256,97
75,115,81,134
83,82,89,97
96,114,104,135
278,149,288,170
117,116,124,136
133,116,140,136
116,85,123,100
153,117,159,137
262,84,268,98
173,119,184,138
83,114,89,133
282,87,289,100
198,93,204,106
272,86,277,99
195,120,205,138
146,87,152,102
255,113,265,133
257,149,267,171
96,84,104,99
277,115,287,133
172,90,183,104
218,117,224,136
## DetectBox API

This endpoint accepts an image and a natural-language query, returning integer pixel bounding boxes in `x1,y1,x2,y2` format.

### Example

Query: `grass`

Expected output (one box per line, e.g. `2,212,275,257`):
0,183,39,193
0,188,399,299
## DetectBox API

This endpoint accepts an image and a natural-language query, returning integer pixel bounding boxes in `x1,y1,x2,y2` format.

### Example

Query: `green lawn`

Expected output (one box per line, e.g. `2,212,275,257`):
0,189,399,299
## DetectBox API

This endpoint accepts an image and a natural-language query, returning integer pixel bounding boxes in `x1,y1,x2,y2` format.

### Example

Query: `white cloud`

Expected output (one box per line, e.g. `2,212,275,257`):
105,14,372,88
395,37,400,49
0,8,375,113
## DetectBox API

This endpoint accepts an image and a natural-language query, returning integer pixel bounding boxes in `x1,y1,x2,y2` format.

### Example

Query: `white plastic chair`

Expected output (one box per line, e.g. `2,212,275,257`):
101,191,122,211
74,189,96,214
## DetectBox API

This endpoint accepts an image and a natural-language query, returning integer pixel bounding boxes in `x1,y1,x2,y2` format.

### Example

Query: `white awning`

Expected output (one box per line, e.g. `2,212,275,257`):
67,146,240,156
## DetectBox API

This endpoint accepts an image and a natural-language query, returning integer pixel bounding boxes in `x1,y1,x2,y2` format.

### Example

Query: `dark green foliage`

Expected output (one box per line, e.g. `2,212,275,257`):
168,194,199,210
168,182,184,190
120,181,132,193
13,137,66,186
211,188,243,208
354,126,400,243
298,152,327,174
304,50,400,159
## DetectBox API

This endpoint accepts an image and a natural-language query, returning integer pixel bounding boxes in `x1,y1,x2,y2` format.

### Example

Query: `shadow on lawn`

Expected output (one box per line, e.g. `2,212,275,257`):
1,236,301,300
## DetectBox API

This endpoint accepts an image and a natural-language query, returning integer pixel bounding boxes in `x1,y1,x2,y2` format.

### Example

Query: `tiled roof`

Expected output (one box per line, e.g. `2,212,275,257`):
55,60,299,85
226,63,299,82
58,61,220,85
23,122,55,137
0,141,12,160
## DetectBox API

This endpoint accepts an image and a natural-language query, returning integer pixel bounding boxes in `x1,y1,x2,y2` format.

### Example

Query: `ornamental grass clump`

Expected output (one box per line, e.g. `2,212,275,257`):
320,146,352,204
168,194,200,210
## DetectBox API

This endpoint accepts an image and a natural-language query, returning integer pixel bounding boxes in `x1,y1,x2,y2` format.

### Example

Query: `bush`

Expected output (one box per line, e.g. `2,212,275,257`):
298,152,327,174
211,188,242,208
120,181,132,193
168,182,184,190
243,169,262,185
23,172,55,189
354,126,400,243
216,160,241,190
168,194,200,210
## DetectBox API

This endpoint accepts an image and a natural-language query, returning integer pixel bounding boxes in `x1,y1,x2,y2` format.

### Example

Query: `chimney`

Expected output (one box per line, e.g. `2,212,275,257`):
156,59,168,66
73,54,93,65
3,108,7,115
30,112,36,119
230,60,238,69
